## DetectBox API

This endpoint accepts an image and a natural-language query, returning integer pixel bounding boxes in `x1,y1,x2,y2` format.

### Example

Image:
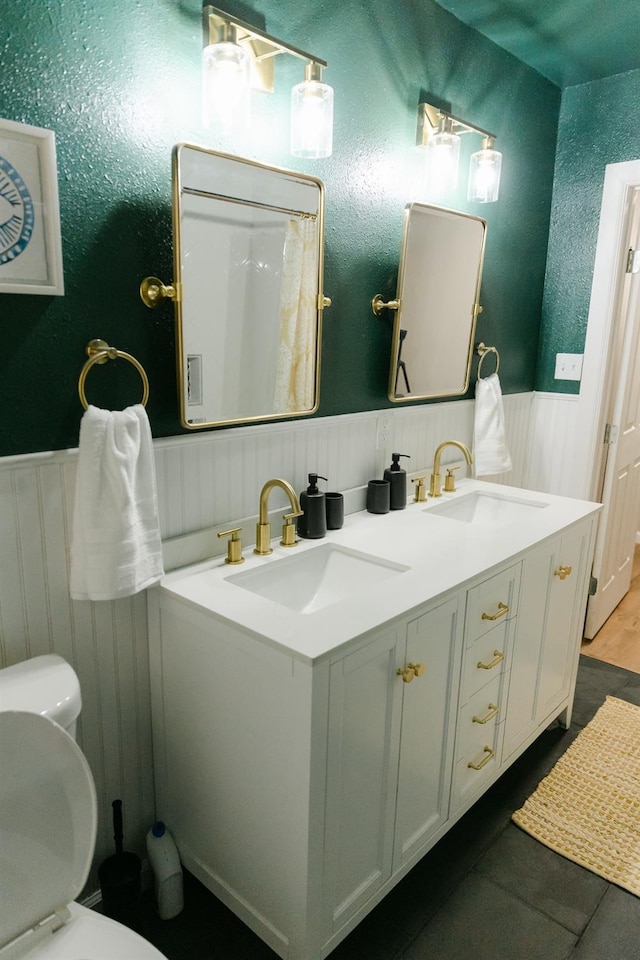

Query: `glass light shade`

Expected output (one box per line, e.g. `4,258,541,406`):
425,130,460,201
202,41,250,134
290,73,334,159
468,146,502,203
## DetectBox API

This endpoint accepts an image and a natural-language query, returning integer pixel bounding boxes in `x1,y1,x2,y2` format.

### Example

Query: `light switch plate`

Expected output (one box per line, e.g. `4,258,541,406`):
554,353,583,380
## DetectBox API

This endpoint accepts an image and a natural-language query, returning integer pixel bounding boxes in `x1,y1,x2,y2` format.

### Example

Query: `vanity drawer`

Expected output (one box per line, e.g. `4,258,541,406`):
456,673,504,761
452,723,504,812
460,619,510,703
465,564,520,646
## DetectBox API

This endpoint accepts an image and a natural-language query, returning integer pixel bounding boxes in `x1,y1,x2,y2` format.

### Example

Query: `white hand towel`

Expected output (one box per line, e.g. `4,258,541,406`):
473,372,513,477
70,404,165,601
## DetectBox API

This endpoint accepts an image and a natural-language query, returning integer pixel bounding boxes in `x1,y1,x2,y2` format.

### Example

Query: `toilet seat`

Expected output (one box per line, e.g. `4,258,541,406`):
16,902,167,960
0,712,166,960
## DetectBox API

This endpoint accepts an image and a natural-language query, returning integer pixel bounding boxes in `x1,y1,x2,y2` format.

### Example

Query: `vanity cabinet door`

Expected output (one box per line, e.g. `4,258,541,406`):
503,520,593,761
324,626,404,933
502,540,555,761
393,596,463,871
536,523,591,721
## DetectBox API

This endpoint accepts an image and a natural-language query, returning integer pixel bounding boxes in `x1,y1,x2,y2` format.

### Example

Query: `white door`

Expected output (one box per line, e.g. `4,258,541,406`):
585,188,640,638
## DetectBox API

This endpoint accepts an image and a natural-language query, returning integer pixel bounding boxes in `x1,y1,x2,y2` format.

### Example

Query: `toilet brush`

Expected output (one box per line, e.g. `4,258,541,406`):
98,799,142,922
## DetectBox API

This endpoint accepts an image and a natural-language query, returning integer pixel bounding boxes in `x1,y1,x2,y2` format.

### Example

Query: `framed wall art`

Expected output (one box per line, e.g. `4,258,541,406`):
0,118,64,295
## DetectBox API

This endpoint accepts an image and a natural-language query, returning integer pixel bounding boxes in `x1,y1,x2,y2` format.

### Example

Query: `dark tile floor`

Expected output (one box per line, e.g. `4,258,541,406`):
125,656,640,960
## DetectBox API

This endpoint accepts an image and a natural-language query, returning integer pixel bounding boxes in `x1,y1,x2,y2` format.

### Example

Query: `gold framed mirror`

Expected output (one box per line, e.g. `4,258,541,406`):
145,144,329,429
374,203,487,402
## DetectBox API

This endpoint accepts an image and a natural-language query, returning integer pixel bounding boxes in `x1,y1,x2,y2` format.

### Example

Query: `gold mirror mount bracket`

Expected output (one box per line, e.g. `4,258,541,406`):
372,295,401,316
318,294,332,310
140,276,179,309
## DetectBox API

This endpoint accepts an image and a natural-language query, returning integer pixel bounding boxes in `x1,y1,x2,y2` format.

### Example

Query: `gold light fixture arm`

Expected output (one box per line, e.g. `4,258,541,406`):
417,102,496,147
203,4,327,94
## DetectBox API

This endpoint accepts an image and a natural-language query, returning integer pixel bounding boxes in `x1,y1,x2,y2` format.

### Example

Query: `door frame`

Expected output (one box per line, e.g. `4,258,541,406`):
580,160,640,502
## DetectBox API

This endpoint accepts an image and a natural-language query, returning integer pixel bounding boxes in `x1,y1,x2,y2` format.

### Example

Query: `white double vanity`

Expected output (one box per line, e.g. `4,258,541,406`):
148,478,600,960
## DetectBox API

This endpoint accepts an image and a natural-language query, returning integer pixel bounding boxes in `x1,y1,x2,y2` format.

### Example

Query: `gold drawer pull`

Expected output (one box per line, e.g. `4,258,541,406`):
408,662,425,677
477,650,505,670
481,601,509,621
472,703,500,725
468,746,495,770
554,565,573,580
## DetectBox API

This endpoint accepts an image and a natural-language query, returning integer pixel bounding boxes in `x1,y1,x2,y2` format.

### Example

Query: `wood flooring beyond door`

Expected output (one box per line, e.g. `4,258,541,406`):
581,546,640,673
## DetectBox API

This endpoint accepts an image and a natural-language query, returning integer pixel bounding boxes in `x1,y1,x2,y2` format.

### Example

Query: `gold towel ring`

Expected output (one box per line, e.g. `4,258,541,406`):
476,342,500,378
78,339,150,410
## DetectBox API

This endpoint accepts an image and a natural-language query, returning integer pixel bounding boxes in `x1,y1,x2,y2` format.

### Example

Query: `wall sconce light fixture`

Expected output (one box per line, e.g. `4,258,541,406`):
202,4,333,158
417,102,502,203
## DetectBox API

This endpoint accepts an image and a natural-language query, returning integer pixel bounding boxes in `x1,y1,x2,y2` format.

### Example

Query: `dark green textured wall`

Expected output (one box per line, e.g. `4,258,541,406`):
0,0,559,456
537,68,640,393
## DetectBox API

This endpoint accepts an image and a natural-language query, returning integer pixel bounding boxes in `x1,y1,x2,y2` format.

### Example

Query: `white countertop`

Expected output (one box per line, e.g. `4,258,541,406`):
159,478,601,663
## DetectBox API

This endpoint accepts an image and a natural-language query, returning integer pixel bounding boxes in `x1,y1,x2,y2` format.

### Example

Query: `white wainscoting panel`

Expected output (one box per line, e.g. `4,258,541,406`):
527,393,589,498
0,392,532,891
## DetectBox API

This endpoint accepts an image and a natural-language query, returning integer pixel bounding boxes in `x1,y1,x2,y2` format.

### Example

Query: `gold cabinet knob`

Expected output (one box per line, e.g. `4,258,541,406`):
217,527,244,564
396,666,416,683
396,662,425,683
554,565,573,580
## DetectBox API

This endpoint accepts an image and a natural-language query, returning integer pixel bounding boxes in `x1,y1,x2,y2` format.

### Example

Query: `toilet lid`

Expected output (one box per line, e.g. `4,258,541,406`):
0,711,97,950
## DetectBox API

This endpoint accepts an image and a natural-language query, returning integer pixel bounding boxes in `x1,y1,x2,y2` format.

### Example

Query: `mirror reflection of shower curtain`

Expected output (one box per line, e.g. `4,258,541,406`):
274,218,317,412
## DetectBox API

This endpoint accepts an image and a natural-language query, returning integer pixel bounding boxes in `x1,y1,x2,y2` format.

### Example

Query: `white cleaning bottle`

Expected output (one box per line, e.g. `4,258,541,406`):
146,821,183,919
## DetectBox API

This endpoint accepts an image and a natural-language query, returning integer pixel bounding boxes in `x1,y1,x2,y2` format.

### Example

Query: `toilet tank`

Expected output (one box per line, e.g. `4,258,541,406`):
0,654,82,739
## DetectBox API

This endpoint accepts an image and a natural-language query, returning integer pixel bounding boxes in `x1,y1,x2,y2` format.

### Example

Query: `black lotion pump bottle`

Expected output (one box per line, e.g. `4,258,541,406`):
298,474,327,538
384,453,410,510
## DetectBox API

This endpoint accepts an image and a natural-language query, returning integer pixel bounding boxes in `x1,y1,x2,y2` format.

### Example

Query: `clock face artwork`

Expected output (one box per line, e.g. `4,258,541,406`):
0,155,35,266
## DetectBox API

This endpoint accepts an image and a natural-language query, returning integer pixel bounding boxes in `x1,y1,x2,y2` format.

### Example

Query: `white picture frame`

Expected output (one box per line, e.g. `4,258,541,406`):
0,118,64,295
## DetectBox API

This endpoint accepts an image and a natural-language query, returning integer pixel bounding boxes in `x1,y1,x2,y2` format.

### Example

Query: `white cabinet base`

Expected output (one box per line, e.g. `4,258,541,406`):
149,511,598,960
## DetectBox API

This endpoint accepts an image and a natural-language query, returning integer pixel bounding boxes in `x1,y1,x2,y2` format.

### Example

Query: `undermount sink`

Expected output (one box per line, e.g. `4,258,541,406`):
226,544,409,615
425,490,548,525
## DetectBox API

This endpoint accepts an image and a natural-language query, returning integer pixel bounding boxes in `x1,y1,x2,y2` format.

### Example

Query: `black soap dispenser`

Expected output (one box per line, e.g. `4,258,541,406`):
299,474,327,539
384,453,410,510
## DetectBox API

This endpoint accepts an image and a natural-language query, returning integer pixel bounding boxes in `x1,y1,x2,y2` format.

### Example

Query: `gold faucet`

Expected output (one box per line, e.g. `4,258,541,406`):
254,479,303,555
430,440,473,497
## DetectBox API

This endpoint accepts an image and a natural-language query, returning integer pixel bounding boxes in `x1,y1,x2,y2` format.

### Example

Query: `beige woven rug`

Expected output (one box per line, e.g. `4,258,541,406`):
512,695,640,896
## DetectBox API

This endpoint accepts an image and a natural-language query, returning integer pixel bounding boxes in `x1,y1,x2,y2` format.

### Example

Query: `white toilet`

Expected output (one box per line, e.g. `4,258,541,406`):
0,654,169,960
